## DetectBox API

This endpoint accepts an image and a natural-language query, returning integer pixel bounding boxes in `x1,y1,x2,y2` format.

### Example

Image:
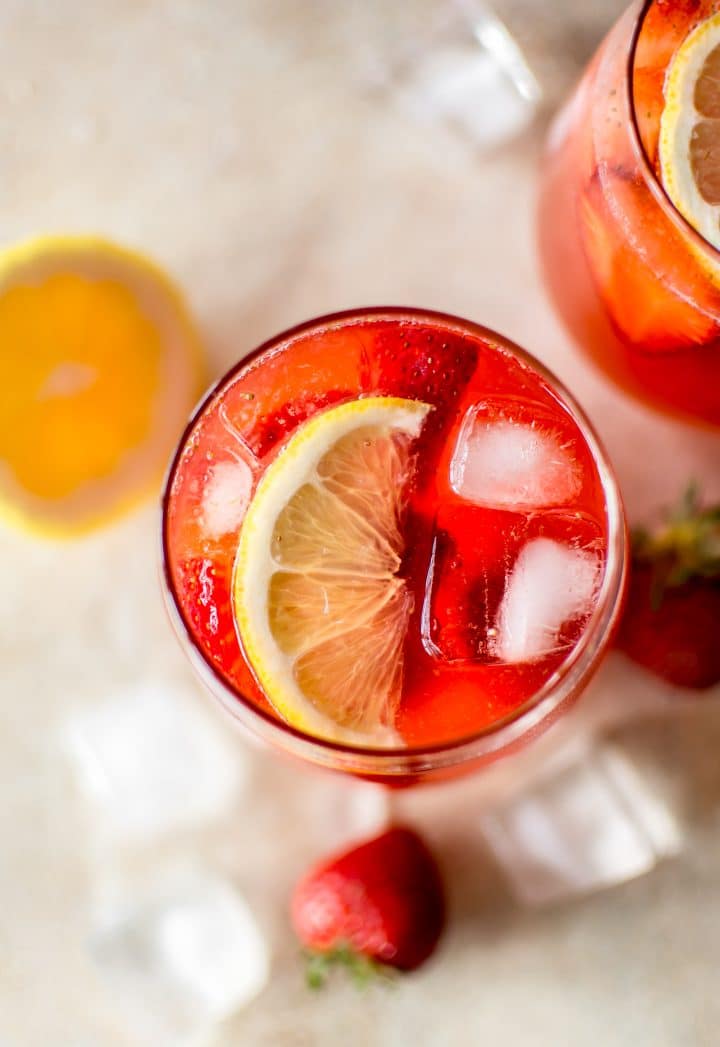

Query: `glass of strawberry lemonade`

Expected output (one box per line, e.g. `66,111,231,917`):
162,308,626,785
538,0,720,427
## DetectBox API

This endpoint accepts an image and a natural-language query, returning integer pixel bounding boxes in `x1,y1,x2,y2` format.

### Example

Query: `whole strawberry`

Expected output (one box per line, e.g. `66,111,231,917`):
291,826,445,986
617,485,720,689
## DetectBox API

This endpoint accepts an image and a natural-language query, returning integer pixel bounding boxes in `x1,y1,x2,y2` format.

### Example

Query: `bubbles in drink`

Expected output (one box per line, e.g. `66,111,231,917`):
450,399,582,510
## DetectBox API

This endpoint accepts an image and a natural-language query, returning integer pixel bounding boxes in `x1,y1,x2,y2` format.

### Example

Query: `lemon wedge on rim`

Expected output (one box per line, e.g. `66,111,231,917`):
232,396,431,747
660,12,720,251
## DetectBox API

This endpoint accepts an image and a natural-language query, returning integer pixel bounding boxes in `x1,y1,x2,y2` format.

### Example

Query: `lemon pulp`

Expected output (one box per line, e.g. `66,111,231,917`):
660,12,720,250
232,396,431,747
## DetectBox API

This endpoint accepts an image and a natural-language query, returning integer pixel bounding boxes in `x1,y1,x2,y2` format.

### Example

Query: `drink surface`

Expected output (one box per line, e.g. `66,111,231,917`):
164,313,608,750
538,0,720,427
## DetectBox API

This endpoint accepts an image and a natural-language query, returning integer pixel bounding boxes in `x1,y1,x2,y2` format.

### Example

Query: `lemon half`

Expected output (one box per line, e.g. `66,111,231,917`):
0,235,204,536
232,396,431,747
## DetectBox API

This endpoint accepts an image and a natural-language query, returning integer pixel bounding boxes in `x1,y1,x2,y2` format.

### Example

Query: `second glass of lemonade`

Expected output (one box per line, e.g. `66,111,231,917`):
538,0,720,427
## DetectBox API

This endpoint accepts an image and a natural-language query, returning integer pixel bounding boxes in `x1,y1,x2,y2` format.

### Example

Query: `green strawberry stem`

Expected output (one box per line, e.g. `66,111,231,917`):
632,483,720,605
303,944,397,990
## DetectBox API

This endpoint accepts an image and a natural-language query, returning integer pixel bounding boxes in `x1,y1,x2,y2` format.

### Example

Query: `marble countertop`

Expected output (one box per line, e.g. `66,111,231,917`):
4,1,720,1044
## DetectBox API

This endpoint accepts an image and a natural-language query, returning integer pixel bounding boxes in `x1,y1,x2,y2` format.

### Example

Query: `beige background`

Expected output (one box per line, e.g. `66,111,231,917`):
4,1,720,1044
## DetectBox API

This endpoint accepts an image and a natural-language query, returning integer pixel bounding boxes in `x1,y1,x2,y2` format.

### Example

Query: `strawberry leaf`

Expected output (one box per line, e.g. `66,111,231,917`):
632,483,720,601
302,944,397,991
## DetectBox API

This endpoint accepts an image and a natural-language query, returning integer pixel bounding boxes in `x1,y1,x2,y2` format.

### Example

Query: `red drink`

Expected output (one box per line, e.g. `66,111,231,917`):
162,309,625,784
538,0,720,427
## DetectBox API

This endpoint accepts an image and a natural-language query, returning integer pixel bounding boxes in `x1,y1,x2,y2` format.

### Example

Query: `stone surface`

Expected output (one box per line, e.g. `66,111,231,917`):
3,1,720,1045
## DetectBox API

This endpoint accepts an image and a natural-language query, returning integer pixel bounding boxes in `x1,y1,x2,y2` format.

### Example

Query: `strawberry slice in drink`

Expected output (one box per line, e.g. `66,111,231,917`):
422,505,603,669
579,166,720,352
175,555,237,666
420,507,511,664
633,66,666,169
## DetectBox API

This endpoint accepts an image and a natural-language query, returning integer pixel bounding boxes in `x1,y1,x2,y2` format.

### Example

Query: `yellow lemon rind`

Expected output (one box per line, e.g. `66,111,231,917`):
232,395,431,748
659,12,720,255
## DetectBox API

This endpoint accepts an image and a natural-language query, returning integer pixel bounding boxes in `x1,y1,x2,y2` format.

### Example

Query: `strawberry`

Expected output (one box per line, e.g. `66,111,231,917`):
422,512,508,664
371,324,476,404
175,555,237,666
617,485,720,689
579,170,720,354
291,826,445,986
655,0,704,17
247,388,351,458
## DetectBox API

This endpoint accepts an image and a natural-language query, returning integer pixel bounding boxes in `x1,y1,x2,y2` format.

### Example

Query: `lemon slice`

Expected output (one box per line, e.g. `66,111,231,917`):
0,235,204,537
232,396,431,747
660,12,720,250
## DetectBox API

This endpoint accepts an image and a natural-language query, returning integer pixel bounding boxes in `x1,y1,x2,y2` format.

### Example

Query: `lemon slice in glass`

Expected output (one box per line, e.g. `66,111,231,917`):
232,396,431,748
0,235,204,536
660,12,720,250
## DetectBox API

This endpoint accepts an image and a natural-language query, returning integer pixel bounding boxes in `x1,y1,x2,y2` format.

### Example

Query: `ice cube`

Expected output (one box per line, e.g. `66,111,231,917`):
492,537,600,663
64,684,247,843
358,2,540,152
201,458,252,539
480,745,681,905
397,42,537,150
421,525,505,663
450,403,582,510
92,869,269,1040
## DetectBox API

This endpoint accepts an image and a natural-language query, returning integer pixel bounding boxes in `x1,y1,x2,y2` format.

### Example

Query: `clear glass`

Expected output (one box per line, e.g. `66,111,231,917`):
161,307,627,786
352,0,541,152
538,0,720,428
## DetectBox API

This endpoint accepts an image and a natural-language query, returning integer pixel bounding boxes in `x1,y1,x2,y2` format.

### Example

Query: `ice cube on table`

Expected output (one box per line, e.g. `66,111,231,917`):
396,42,537,150
64,684,247,844
92,870,269,1042
450,403,582,510
492,537,600,663
358,2,540,152
480,745,681,905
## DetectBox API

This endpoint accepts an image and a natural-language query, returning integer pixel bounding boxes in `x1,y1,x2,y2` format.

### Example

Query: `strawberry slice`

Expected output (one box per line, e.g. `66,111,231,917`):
175,555,237,667
632,66,666,168
421,507,513,664
371,324,478,406
176,553,272,710
580,168,720,353
245,388,352,459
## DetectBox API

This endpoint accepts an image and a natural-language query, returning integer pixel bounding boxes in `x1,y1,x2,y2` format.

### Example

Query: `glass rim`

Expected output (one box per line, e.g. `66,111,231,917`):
627,0,720,263
161,306,627,778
